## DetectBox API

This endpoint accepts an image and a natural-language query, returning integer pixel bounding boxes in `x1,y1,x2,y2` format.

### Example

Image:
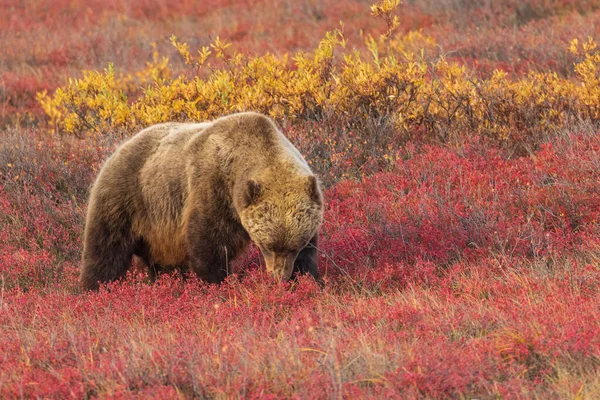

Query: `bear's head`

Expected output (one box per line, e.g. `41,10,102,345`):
236,172,323,281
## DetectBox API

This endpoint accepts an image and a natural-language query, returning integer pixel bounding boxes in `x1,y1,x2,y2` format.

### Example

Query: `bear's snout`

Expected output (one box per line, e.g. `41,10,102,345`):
263,252,296,282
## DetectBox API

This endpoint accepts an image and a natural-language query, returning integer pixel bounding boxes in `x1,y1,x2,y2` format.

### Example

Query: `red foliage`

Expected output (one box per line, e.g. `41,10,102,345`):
1,125,600,397
321,133,600,280
3,0,600,397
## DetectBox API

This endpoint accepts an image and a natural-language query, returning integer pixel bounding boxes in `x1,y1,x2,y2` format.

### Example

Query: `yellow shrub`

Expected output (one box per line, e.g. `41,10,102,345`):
37,63,134,136
36,0,600,148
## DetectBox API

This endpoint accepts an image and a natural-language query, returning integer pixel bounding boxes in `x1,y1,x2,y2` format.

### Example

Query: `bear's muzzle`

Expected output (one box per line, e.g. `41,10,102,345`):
263,252,297,282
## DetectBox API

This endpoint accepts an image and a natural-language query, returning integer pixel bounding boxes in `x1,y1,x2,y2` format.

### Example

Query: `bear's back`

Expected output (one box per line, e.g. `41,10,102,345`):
137,122,213,216
205,112,312,178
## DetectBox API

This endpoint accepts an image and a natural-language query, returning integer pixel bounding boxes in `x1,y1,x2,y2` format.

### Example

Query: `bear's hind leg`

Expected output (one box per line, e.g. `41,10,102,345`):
81,219,136,291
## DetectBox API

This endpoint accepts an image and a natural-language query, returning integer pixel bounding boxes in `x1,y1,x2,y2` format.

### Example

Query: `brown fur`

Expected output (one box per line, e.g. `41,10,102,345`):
80,112,323,290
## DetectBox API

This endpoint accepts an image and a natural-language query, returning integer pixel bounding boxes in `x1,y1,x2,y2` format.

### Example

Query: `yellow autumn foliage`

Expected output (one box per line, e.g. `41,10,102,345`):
36,1,600,146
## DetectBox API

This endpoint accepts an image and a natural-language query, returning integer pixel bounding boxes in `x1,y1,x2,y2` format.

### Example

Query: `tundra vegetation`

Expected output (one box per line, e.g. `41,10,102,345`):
1,0,600,398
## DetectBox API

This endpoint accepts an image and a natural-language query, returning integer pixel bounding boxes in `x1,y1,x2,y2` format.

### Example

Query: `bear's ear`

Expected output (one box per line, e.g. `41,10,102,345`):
242,179,261,208
307,175,322,205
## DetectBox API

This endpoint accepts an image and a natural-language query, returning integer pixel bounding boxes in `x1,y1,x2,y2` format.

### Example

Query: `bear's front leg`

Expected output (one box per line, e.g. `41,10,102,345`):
186,210,230,284
292,234,320,282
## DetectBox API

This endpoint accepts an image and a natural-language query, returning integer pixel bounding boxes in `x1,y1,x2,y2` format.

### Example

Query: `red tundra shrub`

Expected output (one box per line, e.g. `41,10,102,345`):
320,131,600,281
2,1,600,397
1,258,599,398
0,129,111,290
1,121,600,398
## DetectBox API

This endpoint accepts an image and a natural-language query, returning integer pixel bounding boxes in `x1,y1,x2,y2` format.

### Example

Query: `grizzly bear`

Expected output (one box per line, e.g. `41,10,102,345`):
80,112,323,290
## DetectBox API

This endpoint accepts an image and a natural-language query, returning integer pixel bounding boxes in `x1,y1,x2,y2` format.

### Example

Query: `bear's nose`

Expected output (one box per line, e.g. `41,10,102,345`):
263,253,296,282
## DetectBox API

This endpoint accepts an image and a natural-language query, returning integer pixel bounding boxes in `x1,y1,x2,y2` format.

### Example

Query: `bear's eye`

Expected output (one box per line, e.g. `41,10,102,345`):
267,245,296,255
287,248,301,256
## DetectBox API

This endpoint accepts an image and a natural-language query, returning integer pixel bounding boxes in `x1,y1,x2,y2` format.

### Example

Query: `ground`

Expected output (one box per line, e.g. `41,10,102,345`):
1,1,600,398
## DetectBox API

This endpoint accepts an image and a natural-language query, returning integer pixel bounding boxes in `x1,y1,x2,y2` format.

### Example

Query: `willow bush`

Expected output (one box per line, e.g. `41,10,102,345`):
36,1,600,151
